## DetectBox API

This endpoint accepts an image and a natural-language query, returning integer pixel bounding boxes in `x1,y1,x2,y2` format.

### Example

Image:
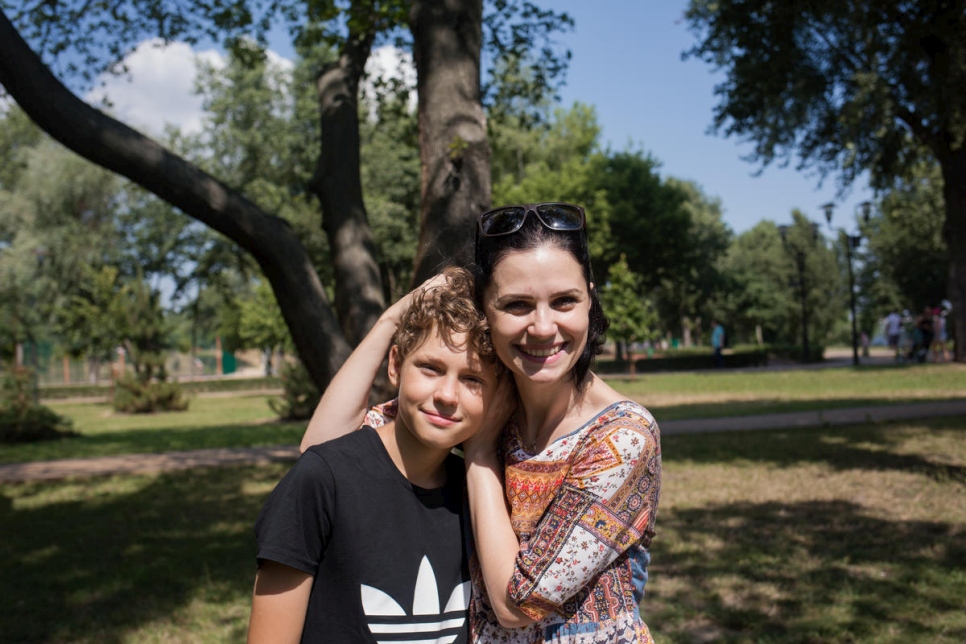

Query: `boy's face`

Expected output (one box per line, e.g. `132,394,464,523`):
388,328,498,453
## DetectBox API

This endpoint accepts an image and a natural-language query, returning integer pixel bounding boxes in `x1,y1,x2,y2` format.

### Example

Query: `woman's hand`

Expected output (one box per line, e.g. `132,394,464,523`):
463,371,516,460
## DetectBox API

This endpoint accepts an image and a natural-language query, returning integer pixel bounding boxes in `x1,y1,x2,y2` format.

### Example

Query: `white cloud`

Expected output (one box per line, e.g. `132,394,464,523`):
363,45,417,115
84,39,226,136
81,40,404,136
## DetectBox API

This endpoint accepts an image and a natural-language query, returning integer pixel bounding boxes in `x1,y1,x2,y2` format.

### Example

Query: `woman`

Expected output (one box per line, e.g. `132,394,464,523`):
301,202,661,643
462,202,660,643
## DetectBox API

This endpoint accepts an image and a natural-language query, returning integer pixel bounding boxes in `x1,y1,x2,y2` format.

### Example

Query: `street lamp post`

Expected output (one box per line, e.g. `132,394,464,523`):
821,202,871,367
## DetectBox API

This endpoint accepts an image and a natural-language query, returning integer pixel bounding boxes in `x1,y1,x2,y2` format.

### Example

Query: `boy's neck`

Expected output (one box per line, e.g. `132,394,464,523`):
376,421,451,489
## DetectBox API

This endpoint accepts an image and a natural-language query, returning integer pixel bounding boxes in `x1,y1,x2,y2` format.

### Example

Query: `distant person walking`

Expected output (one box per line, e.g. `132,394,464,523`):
932,305,949,362
885,310,902,360
711,319,725,368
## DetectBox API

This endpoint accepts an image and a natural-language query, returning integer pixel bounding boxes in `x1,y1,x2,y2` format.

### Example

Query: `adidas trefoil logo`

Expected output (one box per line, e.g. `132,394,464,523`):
361,556,470,644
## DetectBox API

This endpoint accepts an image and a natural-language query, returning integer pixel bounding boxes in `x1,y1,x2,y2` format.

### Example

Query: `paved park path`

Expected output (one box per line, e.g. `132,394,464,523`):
2,399,965,483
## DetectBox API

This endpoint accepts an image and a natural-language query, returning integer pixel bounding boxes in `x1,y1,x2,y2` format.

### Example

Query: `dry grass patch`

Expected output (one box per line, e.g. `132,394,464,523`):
646,416,966,643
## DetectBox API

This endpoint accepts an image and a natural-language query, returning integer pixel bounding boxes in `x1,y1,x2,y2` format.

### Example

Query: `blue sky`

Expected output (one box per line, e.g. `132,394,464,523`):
547,1,874,234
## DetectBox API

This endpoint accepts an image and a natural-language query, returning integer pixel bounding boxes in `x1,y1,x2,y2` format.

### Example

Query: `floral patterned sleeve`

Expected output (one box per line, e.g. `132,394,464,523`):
505,402,661,621
364,399,397,429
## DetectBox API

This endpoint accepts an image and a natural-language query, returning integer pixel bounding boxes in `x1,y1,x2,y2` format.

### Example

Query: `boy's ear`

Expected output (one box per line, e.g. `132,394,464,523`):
387,345,402,388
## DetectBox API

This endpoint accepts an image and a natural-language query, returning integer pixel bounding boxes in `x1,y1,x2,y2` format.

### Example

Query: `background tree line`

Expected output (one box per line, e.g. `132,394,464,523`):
0,0,959,403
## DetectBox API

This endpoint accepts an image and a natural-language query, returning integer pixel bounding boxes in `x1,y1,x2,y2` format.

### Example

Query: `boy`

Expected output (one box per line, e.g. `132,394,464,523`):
248,268,502,644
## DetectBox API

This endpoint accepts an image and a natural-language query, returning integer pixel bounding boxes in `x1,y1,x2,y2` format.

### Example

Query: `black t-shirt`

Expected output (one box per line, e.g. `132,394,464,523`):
254,427,471,644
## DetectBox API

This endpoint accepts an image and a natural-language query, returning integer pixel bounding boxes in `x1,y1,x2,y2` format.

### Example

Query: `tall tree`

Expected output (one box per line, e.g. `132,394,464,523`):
717,214,841,352
0,0,573,390
859,159,948,315
657,178,731,345
600,254,660,372
685,0,966,361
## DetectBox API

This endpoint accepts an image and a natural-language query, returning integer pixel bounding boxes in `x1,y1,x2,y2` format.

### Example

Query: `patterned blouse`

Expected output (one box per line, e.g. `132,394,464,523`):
364,399,662,644
469,400,661,644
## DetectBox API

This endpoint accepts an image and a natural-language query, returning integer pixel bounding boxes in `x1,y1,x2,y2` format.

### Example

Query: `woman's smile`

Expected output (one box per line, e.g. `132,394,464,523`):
516,342,568,360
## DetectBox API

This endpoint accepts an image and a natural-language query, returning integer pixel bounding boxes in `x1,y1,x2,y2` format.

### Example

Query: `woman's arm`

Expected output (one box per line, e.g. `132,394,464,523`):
461,384,532,629
463,446,535,628
299,275,445,452
247,561,314,643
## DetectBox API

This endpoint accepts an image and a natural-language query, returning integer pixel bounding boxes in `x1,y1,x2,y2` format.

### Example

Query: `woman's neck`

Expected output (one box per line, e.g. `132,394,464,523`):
514,372,622,447
514,376,583,444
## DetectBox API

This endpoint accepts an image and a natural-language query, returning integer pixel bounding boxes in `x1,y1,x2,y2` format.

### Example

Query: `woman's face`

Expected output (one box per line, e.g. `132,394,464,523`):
482,245,592,387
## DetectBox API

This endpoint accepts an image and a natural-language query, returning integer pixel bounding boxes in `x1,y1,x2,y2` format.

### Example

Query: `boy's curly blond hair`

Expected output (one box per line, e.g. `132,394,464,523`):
393,267,496,365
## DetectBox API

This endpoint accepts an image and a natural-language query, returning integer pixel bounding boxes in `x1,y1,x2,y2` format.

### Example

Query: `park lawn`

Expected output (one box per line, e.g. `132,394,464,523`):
2,363,963,464
0,394,306,464
1,416,963,642
617,362,966,420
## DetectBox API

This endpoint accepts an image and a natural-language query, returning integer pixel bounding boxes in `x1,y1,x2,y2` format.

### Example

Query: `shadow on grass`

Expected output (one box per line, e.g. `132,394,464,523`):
0,464,291,642
0,422,307,465
648,499,966,643
662,416,966,485
649,396,966,421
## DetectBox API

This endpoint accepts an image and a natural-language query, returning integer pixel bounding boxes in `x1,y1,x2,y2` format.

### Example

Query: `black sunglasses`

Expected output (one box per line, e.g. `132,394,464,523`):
477,202,586,237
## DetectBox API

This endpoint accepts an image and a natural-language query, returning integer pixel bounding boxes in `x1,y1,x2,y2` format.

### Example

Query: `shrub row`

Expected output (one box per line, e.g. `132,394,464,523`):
596,348,770,373
40,376,282,400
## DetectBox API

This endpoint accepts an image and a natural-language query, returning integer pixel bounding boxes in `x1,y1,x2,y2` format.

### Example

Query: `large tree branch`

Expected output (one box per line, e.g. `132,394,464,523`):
410,0,491,284
0,7,351,391
310,12,385,346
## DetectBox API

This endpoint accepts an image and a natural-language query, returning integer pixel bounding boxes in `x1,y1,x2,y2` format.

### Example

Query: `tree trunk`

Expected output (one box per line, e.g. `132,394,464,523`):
410,0,491,284
0,9,351,391
940,148,966,362
310,19,385,346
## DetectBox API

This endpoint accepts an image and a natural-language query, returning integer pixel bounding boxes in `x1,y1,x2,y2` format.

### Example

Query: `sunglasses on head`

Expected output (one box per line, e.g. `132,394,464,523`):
477,202,586,237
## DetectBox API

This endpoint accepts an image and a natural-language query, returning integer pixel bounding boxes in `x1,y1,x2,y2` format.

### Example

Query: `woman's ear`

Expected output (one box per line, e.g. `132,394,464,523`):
387,345,402,388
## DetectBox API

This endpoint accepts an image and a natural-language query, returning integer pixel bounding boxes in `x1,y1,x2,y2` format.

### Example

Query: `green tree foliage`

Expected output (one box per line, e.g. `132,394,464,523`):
657,178,731,344
859,161,948,316
600,254,660,368
717,212,842,354
595,151,691,292
684,0,966,360
0,127,121,357
237,280,292,362
359,73,421,302
716,221,792,345
55,265,126,376
491,103,614,268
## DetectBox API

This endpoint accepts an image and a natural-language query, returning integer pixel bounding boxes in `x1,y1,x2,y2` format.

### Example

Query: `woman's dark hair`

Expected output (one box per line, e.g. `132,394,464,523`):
473,212,608,388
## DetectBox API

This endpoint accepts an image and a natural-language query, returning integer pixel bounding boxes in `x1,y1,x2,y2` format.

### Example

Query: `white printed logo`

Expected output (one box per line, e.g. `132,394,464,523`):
361,556,470,644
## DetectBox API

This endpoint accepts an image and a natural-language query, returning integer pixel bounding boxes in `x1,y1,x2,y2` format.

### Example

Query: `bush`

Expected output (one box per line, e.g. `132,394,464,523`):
1,366,77,443
269,361,320,420
112,375,190,413
596,348,769,373
766,343,826,363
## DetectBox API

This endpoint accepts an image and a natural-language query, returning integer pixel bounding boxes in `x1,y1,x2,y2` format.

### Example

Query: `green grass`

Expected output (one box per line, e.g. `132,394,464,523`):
612,362,966,420
3,363,963,464
0,463,288,643
2,417,963,642
0,394,305,464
